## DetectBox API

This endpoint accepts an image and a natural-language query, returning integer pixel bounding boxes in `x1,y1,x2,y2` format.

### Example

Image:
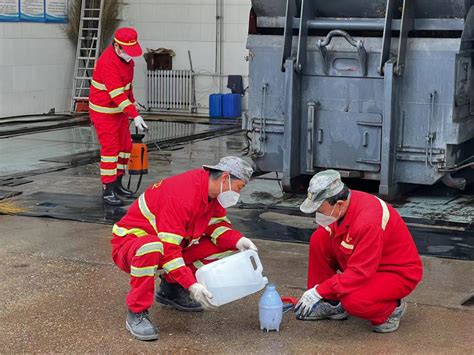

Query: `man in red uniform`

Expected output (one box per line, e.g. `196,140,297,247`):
111,156,257,340
89,27,149,206
295,170,423,333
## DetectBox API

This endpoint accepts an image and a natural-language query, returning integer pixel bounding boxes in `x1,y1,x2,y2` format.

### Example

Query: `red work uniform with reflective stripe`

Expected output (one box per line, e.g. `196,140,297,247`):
89,45,140,184
308,190,423,324
89,45,139,117
112,168,243,289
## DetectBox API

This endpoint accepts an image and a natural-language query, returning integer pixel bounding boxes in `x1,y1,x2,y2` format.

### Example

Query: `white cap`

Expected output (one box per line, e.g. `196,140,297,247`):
203,156,254,183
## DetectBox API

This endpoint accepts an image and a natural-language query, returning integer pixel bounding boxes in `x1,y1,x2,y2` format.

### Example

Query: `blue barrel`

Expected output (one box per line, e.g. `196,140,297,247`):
209,94,223,118
222,93,241,118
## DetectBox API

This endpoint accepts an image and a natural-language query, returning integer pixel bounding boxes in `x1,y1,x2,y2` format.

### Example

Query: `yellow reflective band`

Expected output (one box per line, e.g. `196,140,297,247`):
341,240,354,250
101,156,118,163
158,232,184,246
210,226,231,244
91,79,107,90
163,257,185,273
130,265,157,277
112,224,148,237
119,152,131,159
109,87,125,98
324,226,332,235
376,197,390,231
138,193,157,233
208,216,231,226
204,250,235,261
100,168,117,176
125,83,131,90
89,102,122,114
117,164,127,170
135,242,164,257
114,37,137,46
118,99,133,110
193,260,205,269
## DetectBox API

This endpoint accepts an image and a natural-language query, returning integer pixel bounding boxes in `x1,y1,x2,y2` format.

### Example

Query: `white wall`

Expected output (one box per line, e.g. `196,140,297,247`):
0,0,251,118
0,22,75,118
120,0,251,113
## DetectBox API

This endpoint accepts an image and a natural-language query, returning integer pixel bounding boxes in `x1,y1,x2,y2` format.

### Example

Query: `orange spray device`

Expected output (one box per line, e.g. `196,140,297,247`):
127,130,148,193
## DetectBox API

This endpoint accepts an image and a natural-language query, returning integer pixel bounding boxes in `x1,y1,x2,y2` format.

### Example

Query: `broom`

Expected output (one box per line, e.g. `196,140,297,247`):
0,198,27,215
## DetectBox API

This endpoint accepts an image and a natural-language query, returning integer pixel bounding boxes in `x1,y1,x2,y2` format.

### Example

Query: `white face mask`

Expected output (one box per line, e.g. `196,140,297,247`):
217,177,240,208
315,204,338,228
118,51,132,62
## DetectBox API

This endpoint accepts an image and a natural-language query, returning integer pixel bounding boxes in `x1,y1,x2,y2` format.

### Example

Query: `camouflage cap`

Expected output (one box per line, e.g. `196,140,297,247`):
203,156,254,184
300,170,344,214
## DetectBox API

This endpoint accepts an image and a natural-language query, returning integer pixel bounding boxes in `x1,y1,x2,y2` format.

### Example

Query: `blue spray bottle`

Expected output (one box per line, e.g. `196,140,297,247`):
259,283,283,332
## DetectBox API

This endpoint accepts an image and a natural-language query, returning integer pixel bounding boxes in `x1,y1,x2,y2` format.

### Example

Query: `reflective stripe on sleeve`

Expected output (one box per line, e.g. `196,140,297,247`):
91,79,107,90
130,265,157,277
135,242,164,256
118,99,133,110
210,226,231,244
112,224,148,237
162,257,186,273
158,232,184,246
208,216,231,226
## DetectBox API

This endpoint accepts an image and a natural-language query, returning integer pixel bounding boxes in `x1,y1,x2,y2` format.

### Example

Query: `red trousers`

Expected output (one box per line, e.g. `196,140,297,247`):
308,232,418,325
112,235,235,312
90,112,132,184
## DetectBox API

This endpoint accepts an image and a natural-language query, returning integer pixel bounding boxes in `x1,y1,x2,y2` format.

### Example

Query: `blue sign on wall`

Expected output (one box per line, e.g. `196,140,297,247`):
45,0,67,23
0,0,20,21
20,0,45,22
0,0,67,22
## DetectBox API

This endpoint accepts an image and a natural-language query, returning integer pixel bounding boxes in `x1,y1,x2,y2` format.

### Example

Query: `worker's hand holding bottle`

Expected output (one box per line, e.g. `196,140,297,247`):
236,237,258,252
134,115,149,132
294,286,322,318
189,283,216,309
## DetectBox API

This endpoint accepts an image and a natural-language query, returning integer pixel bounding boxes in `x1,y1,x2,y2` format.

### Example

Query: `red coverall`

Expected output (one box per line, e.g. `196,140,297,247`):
309,190,423,325
89,45,140,184
111,169,243,312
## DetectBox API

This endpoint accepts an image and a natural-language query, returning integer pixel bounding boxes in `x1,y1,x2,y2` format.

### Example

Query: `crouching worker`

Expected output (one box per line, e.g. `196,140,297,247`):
295,170,423,333
111,156,256,340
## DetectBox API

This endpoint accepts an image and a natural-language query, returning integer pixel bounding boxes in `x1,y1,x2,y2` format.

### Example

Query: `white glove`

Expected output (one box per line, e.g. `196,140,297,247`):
294,286,322,318
189,283,216,310
133,115,149,132
236,237,258,252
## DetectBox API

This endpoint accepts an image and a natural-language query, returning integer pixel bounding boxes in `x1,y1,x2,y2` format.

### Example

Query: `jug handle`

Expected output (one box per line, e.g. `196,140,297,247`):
248,250,263,273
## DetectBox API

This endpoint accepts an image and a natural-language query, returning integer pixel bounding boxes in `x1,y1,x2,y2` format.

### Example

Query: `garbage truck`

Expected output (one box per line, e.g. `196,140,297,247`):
245,0,474,196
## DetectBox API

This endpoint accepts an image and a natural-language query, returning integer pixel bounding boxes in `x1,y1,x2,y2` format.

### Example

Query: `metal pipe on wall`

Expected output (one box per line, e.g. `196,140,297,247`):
215,0,224,92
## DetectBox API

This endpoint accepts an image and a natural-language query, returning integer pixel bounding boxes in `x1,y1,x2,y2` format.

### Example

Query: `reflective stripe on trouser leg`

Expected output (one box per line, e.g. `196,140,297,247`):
117,116,132,177
123,235,163,313
91,112,121,184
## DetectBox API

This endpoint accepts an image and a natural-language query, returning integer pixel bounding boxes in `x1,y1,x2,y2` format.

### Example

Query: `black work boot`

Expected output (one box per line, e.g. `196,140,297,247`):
115,175,134,197
102,183,123,206
126,310,158,341
155,277,203,312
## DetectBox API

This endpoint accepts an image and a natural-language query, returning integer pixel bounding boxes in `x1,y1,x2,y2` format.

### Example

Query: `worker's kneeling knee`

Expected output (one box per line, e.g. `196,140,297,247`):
340,294,372,317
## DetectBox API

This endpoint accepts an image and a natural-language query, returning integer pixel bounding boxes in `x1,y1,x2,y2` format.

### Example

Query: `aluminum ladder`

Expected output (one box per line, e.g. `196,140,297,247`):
70,0,104,112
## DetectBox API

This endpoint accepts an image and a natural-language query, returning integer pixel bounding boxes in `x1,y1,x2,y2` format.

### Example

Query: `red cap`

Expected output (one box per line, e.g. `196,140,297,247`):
114,27,142,57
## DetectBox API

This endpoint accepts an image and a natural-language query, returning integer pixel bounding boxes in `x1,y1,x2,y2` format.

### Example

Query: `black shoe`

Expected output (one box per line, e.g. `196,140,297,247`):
115,175,134,197
126,310,159,341
102,183,123,206
155,277,203,312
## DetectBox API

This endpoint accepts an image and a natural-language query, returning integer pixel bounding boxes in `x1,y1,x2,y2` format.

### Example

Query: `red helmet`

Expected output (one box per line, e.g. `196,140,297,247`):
114,27,142,57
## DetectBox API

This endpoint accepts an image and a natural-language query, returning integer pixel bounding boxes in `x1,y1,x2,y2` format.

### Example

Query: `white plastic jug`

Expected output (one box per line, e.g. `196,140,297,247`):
196,250,268,306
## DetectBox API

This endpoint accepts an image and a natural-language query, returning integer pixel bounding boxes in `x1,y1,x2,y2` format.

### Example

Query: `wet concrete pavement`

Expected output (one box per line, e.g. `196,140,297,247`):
1,215,473,353
1,116,474,352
